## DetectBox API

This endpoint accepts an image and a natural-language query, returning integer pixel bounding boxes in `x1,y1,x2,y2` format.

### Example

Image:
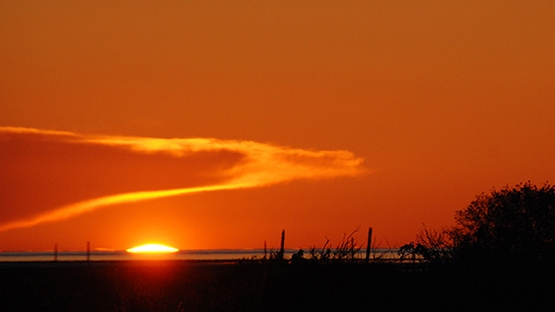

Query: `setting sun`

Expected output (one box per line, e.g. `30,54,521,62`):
126,243,179,254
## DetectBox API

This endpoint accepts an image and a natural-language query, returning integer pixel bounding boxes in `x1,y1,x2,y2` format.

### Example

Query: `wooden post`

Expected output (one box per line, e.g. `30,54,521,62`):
279,230,285,260
86,241,90,261
264,240,267,260
350,237,355,259
54,243,58,261
365,227,373,263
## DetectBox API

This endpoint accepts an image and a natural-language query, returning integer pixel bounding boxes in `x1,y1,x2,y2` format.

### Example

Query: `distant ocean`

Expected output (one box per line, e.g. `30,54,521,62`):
0,249,396,262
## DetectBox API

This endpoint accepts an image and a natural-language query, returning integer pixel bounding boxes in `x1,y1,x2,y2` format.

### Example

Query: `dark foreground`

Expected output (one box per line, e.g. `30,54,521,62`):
1,260,554,311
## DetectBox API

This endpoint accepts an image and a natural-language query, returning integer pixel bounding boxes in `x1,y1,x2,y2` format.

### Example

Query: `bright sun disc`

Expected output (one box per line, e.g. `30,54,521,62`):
126,243,179,254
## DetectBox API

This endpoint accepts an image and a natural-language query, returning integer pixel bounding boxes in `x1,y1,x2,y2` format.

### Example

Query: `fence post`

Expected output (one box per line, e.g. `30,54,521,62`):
365,227,373,263
279,230,285,260
350,237,355,259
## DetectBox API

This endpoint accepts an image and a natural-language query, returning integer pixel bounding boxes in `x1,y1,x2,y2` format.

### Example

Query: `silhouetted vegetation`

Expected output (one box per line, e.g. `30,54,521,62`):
307,229,362,262
399,225,453,264
4,182,555,311
451,182,555,265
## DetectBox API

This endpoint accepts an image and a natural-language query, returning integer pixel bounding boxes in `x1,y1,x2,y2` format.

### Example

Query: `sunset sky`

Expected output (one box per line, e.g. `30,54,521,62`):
1,1,554,251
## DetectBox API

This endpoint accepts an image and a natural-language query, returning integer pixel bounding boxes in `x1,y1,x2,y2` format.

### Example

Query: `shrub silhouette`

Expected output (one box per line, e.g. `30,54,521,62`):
400,225,453,264
452,182,555,264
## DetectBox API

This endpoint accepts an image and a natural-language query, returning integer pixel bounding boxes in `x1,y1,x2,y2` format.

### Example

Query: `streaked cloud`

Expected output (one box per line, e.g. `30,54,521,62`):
0,127,364,232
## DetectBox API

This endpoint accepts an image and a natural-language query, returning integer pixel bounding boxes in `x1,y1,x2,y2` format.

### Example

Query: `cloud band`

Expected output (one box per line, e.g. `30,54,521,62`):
0,127,364,232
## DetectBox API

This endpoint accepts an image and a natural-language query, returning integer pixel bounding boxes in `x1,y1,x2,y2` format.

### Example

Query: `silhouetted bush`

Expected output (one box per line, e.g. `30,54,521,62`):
400,225,453,264
451,182,555,264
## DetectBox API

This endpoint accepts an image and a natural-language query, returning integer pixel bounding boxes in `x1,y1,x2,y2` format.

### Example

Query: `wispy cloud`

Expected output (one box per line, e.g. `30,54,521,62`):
0,127,364,232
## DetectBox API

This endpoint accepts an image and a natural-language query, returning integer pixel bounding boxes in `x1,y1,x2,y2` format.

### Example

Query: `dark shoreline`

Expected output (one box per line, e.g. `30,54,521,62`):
0,259,239,268
1,259,554,311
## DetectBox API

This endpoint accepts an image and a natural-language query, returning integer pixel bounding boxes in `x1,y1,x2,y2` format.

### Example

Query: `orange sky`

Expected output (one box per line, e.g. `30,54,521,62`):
1,1,554,251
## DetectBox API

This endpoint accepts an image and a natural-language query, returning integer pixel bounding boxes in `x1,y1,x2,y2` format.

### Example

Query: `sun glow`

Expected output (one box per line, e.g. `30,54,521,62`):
126,243,179,254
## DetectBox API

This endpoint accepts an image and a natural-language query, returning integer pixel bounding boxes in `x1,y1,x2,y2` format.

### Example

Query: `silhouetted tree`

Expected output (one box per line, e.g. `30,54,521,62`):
452,182,555,263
